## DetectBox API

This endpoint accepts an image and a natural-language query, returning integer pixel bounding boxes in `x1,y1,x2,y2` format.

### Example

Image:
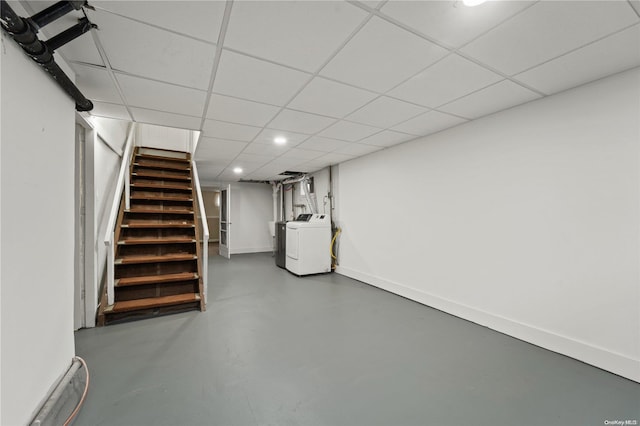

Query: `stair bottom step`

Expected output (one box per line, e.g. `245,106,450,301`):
105,293,200,314
116,272,199,287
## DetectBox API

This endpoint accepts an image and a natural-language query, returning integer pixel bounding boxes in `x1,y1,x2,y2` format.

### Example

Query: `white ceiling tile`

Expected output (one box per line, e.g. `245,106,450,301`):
58,34,104,66
243,143,291,157
334,143,383,156
225,162,262,174
131,108,201,130
315,152,357,166
392,111,467,136
217,171,244,182
320,16,448,92
360,1,385,10
90,102,130,121
267,156,307,167
89,10,216,89
515,24,640,95
319,121,382,142
346,96,428,128
196,157,234,167
92,1,224,43
194,137,247,161
388,54,502,107
253,129,309,146
202,120,262,142
288,77,378,118
235,153,274,165
75,65,121,104
252,164,288,176
116,73,207,116
269,110,337,135
213,50,311,106
297,137,352,153
243,143,290,156
380,0,534,48
195,164,226,179
358,130,414,147
460,1,640,76
278,149,326,161
439,80,541,119
301,157,333,168
206,94,280,127
225,1,367,72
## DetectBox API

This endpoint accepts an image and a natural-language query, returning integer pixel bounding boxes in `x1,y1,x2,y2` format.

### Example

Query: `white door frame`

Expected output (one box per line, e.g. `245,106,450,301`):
74,113,97,328
219,184,231,259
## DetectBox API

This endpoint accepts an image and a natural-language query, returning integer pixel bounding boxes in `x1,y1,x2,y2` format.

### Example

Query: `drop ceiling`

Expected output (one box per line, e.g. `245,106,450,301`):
21,0,640,182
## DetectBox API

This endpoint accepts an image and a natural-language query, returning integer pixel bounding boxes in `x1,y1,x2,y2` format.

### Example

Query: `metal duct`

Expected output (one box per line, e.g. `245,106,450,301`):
1,0,93,111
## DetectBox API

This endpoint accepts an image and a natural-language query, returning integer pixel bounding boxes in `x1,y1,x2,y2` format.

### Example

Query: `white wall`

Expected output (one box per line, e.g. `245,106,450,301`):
335,68,640,382
90,116,128,155
93,135,122,305
230,183,273,254
136,122,192,152
311,168,331,216
1,32,76,424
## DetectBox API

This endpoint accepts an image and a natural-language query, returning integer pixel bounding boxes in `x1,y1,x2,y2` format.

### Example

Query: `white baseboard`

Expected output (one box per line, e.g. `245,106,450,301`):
231,246,272,255
336,266,640,383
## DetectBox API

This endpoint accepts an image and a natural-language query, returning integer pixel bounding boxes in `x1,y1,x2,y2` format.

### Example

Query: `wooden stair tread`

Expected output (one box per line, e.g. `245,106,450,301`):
133,162,191,171
105,293,200,313
132,171,191,181
131,182,192,191
130,194,192,201
118,236,196,245
135,153,190,163
122,221,195,228
116,272,199,287
126,207,194,214
115,253,197,264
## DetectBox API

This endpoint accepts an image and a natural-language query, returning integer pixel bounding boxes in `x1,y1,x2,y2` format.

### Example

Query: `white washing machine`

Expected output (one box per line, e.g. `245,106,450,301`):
286,214,332,276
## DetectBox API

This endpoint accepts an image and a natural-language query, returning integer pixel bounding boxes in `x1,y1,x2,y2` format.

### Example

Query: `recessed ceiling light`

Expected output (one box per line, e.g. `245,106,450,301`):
463,0,488,6
233,167,243,174
274,136,287,145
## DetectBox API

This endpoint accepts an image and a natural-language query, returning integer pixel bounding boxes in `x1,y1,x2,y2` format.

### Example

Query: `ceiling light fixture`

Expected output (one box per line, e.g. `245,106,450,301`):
463,0,488,6
274,136,287,145
233,167,243,174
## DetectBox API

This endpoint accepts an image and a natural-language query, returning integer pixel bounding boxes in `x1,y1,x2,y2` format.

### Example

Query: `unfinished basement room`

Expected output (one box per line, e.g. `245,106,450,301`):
1,0,639,425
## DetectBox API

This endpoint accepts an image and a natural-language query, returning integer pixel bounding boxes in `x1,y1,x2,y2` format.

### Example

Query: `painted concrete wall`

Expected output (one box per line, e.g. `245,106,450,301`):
230,183,273,254
1,31,76,424
335,68,640,382
136,122,192,152
91,116,128,155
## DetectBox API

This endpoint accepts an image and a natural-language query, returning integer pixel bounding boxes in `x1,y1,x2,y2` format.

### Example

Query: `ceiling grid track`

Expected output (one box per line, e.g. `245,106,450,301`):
199,0,235,131
349,0,547,98
91,5,217,46
504,20,640,89
28,0,638,181
89,27,135,121
214,9,380,180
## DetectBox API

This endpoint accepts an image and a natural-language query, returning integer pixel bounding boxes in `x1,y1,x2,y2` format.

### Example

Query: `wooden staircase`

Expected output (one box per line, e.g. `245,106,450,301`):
98,147,205,325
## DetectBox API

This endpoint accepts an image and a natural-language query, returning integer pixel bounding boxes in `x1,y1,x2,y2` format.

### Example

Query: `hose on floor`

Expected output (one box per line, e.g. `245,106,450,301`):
331,227,341,261
63,356,90,426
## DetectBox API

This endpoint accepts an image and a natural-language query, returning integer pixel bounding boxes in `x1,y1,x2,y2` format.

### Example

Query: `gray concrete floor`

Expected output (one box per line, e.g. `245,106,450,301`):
74,253,640,426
